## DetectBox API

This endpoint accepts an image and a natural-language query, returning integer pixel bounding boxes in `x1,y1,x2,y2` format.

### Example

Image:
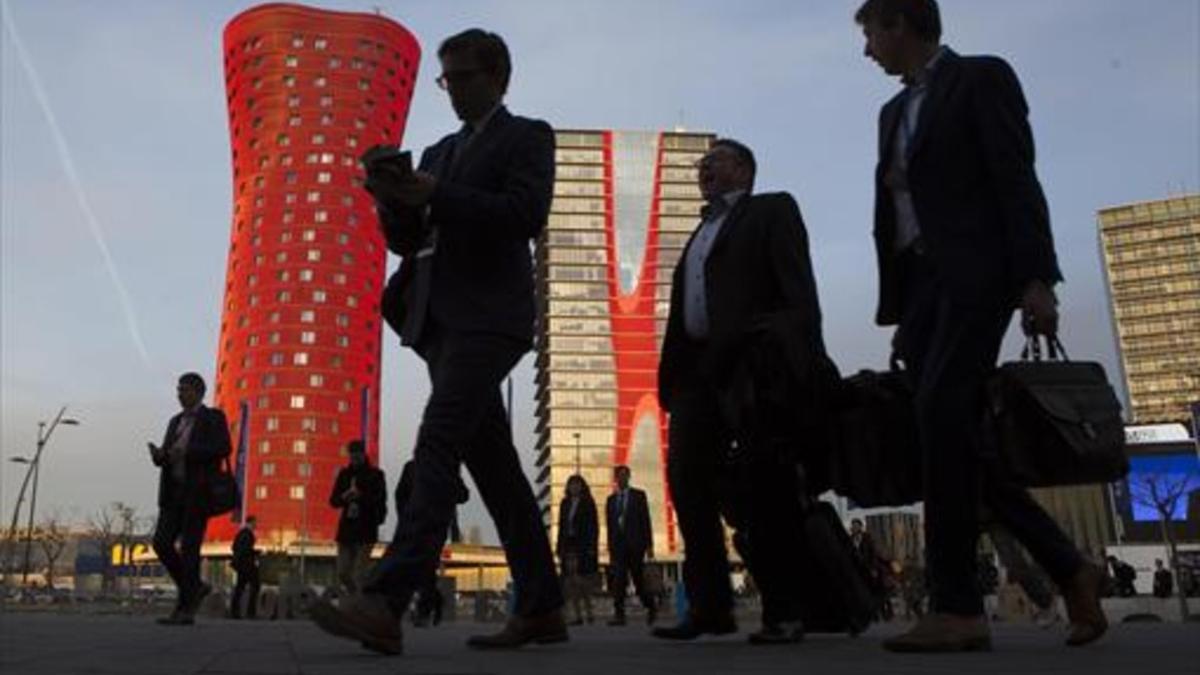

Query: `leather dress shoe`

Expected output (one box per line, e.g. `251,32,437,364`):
748,620,805,645
156,608,194,626
1063,562,1108,647
467,610,569,649
607,615,627,626
883,613,991,653
310,594,403,656
651,612,738,640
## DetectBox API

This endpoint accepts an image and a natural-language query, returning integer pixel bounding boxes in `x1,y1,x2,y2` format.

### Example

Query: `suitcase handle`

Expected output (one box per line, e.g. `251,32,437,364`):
1020,334,1070,362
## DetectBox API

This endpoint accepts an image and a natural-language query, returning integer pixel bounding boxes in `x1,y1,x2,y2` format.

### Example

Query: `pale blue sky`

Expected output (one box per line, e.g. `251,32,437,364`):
2,1,1197,541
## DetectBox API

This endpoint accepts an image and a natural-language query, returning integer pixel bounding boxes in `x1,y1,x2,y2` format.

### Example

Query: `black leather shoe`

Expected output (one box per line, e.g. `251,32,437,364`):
607,615,627,626
651,613,737,640
467,610,569,650
156,610,194,626
183,582,212,618
748,620,805,645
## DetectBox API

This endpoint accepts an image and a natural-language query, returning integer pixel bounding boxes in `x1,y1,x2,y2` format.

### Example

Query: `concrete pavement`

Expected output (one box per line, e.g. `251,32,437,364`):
1,610,1198,675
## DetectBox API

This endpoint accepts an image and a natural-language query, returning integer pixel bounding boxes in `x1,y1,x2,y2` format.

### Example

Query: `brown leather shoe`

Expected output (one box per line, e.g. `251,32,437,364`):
1062,562,1108,647
310,594,403,656
882,613,992,653
466,610,569,650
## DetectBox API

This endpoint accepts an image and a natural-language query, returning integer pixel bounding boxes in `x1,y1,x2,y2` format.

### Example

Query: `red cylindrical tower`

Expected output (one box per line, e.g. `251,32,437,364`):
210,3,420,546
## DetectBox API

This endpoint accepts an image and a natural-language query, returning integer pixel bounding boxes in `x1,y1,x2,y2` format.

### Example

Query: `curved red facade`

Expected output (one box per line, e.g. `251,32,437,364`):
210,3,420,546
536,130,713,560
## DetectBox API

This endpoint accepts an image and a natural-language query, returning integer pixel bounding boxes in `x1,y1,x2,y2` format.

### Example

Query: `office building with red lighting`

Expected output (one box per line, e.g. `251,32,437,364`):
210,3,419,546
535,130,713,560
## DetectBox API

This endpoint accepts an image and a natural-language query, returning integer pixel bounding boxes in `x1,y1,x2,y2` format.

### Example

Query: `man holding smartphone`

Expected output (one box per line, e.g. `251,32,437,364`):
148,372,231,625
311,29,563,656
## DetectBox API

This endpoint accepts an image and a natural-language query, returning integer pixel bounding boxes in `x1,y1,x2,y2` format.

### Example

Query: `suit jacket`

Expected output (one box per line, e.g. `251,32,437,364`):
657,192,825,411
151,405,232,513
556,496,599,575
231,526,257,573
606,488,653,559
378,106,555,346
872,49,1062,325
329,463,387,545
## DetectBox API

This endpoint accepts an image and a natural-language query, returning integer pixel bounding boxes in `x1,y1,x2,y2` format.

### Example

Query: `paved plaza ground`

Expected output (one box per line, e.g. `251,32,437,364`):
1,608,1198,675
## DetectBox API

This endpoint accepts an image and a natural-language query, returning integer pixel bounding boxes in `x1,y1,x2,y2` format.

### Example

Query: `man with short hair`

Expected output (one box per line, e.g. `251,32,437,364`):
854,0,1107,651
148,372,232,625
329,440,387,594
310,28,564,656
652,138,827,645
230,515,260,619
605,465,657,626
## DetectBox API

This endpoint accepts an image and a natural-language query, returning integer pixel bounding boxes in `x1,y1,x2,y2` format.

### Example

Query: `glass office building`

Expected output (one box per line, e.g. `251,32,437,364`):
534,129,713,560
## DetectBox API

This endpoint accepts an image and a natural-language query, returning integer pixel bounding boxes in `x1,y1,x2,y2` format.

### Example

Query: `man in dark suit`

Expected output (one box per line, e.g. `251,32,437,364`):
310,29,564,656
329,440,387,595
148,372,232,625
229,515,260,619
854,0,1106,652
652,138,826,645
604,466,657,626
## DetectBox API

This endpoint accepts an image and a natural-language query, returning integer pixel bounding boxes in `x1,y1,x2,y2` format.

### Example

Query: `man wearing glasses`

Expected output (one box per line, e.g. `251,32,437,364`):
311,29,564,655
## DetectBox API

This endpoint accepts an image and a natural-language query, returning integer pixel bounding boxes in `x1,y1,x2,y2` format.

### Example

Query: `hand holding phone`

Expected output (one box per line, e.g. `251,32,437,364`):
361,145,413,179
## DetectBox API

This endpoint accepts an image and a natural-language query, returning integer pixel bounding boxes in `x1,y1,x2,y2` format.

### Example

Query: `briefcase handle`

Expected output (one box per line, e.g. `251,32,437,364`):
1020,334,1070,362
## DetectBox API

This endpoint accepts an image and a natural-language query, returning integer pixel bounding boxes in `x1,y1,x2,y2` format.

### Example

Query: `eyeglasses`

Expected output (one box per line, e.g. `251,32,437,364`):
436,67,484,90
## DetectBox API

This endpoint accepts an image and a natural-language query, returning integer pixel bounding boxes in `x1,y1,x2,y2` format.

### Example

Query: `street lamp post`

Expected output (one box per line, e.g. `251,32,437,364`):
573,432,582,476
4,407,80,585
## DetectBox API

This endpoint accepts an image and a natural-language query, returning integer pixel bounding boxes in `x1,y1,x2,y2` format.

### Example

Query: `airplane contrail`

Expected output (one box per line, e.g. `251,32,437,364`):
2,0,153,368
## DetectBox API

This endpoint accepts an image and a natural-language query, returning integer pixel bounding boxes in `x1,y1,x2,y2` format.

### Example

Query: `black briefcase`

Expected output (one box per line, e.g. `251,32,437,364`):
830,362,923,507
207,456,242,517
987,337,1128,487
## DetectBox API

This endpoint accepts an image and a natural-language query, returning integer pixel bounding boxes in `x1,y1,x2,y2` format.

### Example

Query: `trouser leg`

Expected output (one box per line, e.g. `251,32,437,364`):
667,385,733,617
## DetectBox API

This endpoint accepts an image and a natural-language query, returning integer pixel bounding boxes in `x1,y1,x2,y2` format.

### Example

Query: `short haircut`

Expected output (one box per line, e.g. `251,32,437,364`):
178,372,206,395
438,29,512,93
854,0,942,43
710,137,757,185
246,515,257,524
614,465,631,476
347,439,366,455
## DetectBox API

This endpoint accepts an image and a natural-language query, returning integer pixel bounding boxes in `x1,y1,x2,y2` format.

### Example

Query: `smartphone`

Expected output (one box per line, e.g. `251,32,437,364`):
361,145,413,178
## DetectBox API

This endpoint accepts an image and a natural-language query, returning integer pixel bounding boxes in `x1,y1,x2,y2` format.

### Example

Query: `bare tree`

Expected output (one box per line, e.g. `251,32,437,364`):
115,503,139,598
35,515,70,588
86,503,122,594
1128,469,1198,620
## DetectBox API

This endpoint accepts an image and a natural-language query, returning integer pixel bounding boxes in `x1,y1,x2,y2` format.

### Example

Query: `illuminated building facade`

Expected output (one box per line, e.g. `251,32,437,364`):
535,129,713,560
1099,195,1200,424
209,3,420,545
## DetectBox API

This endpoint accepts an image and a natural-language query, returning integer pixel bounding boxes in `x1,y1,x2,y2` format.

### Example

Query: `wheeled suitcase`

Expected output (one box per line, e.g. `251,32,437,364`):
795,501,878,635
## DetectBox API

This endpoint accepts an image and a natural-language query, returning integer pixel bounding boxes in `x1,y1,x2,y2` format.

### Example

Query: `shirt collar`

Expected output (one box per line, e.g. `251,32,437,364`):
463,103,503,137
903,45,947,88
703,189,747,219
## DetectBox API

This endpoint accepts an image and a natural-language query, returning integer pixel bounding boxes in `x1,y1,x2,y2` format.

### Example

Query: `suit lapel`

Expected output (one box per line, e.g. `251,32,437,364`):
164,414,181,449
879,94,905,169
706,195,750,262
905,49,960,161
448,106,511,179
